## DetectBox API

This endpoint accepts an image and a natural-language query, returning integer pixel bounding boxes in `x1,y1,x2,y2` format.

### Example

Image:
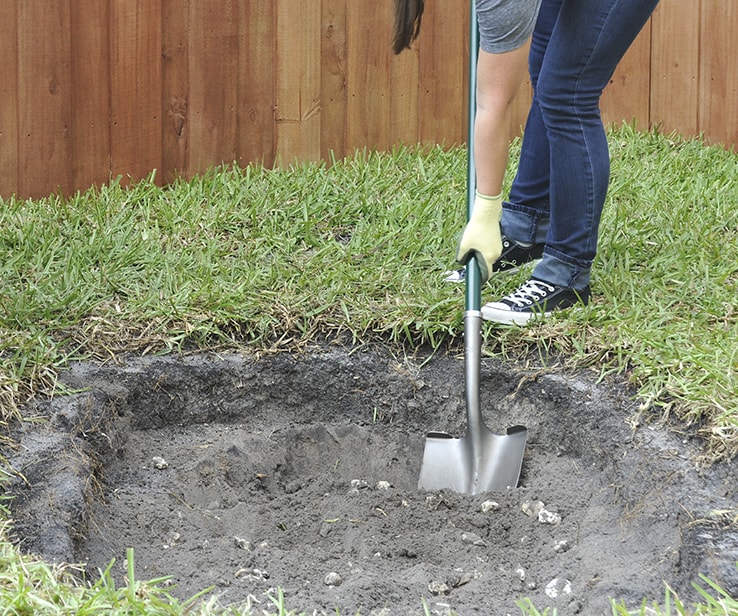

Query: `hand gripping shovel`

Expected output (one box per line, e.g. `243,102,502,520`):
417,2,527,495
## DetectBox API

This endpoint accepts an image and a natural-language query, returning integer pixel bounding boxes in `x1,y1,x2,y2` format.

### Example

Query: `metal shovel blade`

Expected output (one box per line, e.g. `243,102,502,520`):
417,311,527,495
418,424,527,494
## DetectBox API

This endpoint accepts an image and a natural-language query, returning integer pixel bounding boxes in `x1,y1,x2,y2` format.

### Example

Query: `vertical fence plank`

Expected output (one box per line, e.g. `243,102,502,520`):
18,2,72,198
650,0,700,138
274,1,322,164
70,0,111,191
321,0,348,160
700,1,738,147
417,2,467,146
389,1,421,148
389,51,421,148
600,18,652,130
238,1,276,167
188,1,239,176
346,1,394,153
110,0,162,185
161,0,190,182
0,3,19,198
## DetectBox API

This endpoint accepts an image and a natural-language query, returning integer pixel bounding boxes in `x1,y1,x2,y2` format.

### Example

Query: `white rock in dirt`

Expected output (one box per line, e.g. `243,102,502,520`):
152,456,168,469
428,580,451,595
515,566,526,581
233,536,250,550
461,531,486,547
235,568,269,582
162,531,180,549
375,480,392,490
554,539,571,553
481,500,500,512
522,500,545,517
545,577,572,599
349,479,369,493
538,507,562,525
324,571,343,587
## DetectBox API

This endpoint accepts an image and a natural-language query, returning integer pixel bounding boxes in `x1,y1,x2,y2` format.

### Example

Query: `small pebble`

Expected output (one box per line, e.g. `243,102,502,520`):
235,568,269,581
538,508,562,525
324,571,343,587
349,479,369,493
428,580,450,595
233,536,250,550
545,577,572,599
522,500,545,517
461,532,486,547
152,456,168,469
481,500,500,513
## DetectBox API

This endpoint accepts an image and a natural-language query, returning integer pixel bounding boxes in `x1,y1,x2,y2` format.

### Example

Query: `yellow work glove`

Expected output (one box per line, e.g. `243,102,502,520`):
455,191,502,284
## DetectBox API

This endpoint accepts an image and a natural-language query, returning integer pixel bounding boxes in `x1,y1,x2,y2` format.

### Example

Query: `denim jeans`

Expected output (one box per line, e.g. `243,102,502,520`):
501,0,659,289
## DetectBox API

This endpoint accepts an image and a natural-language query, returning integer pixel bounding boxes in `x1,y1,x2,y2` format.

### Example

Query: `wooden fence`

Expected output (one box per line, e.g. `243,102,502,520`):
0,0,736,200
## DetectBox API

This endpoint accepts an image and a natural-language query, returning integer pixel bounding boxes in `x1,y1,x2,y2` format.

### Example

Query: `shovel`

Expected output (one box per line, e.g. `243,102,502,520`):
417,2,527,495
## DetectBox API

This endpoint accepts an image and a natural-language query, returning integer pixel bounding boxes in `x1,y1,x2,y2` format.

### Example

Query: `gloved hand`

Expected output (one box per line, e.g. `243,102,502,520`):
455,191,502,283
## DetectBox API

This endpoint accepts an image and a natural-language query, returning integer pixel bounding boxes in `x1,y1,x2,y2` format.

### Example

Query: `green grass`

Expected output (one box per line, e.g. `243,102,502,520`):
1,126,737,458
0,125,736,614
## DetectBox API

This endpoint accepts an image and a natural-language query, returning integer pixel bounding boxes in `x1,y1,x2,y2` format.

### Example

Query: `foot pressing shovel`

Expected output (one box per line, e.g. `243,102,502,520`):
417,2,527,495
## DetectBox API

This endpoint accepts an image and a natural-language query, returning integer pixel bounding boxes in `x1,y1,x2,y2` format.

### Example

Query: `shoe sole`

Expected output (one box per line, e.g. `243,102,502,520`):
481,305,549,325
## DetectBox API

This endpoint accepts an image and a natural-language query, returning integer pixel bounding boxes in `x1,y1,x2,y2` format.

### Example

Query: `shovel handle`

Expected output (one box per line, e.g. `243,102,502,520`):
465,3,481,313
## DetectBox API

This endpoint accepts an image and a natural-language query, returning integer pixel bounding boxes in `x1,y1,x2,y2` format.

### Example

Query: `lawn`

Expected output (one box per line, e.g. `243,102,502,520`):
0,125,736,614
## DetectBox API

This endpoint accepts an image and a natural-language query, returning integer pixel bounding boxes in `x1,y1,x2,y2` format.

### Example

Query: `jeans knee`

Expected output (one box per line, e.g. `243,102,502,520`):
536,72,602,123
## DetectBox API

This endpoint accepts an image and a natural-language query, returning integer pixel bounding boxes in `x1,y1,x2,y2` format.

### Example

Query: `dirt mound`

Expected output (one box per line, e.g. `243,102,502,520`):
5,348,737,615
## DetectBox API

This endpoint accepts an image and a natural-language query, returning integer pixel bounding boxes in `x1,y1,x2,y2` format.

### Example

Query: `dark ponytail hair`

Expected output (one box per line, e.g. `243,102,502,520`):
392,0,425,54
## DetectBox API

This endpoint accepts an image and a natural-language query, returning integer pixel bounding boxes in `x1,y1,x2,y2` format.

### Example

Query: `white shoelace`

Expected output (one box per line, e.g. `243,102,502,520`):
504,279,555,307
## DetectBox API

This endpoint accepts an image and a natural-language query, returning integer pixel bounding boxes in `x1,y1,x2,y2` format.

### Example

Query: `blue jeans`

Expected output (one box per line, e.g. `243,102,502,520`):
501,0,659,289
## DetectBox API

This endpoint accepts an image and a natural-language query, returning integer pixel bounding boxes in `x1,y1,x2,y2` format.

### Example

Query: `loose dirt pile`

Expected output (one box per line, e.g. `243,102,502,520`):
5,348,737,615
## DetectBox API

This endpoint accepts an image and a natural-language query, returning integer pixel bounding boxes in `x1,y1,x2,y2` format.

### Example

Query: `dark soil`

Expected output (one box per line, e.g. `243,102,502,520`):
4,347,737,615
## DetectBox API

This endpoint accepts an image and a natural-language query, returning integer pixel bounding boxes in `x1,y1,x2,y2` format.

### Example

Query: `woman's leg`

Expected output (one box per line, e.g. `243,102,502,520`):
500,0,561,245
483,0,659,324
501,0,659,290
530,0,659,290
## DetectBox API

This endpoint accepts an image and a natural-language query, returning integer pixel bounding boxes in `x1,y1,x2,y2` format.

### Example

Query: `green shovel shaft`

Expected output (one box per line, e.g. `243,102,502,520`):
465,2,481,312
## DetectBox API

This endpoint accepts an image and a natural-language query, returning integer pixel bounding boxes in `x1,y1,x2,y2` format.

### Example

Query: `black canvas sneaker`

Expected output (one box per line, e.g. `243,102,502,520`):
494,237,545,273
443,237,544,283
481,278,591,325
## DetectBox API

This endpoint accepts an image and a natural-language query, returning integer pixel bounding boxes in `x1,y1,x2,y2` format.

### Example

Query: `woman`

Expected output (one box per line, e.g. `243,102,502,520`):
394,0,660,325
394,0,543,283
